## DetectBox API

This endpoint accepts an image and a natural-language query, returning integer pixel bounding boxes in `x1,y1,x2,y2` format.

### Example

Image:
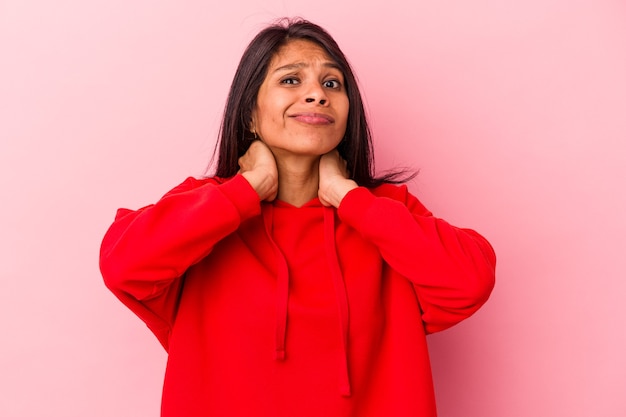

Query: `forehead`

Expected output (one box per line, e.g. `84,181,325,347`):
268,39,337,69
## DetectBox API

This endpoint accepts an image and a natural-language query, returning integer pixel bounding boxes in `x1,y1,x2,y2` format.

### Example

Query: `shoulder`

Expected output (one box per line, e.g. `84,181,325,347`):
368,183,432,217
178,175,227,188
161,176,230,198
370,183,409,200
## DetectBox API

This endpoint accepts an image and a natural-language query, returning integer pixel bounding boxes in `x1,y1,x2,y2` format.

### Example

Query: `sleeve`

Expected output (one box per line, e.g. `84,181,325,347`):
99,174,261,349
337,185,496,334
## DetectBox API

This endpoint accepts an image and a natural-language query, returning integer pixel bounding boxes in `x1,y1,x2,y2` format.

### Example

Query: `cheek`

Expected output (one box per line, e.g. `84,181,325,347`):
338,99,350,130
256,99,287,130
255,108,273,131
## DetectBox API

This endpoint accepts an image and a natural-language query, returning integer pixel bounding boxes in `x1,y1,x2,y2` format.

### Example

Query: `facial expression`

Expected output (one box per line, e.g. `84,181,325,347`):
251,39,349,159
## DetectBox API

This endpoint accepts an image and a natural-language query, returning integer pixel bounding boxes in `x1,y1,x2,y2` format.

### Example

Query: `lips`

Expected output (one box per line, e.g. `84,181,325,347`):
289,112,334,125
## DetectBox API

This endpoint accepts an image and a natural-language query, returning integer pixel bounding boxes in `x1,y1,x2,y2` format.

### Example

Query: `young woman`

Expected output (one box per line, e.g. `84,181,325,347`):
100,18,496,417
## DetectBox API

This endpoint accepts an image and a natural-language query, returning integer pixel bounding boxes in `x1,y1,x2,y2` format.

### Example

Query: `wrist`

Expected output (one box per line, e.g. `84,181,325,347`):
325,178,358,208
241,170,277,201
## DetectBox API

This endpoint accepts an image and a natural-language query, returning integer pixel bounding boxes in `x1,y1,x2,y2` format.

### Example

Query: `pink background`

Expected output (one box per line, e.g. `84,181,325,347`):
1,1,625,416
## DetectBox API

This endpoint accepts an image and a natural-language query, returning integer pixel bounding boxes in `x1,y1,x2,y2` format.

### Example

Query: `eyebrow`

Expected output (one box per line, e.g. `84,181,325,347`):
272,61,342,73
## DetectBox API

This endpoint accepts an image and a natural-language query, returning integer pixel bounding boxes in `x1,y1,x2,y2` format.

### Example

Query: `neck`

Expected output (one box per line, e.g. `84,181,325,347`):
274,155,320,207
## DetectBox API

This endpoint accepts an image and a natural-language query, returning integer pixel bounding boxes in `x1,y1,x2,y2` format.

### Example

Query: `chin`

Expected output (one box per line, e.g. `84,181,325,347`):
270,135,342,157
303,133,343,150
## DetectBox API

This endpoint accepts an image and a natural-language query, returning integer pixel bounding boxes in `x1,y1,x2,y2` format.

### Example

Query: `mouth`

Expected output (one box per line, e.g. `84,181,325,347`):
289,112,335,125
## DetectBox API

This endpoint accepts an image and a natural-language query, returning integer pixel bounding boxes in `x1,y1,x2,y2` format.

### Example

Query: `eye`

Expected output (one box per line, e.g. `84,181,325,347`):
280,77,300,85
323,79,341,89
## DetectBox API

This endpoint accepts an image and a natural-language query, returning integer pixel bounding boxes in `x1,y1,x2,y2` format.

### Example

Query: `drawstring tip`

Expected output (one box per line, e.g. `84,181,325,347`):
274,349,285,361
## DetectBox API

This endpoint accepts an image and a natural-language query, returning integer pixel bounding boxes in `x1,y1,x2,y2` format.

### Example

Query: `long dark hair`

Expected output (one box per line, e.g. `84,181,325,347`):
212,18,414,187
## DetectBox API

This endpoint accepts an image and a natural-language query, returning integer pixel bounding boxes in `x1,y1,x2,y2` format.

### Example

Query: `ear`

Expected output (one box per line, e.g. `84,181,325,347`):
249,109,257,134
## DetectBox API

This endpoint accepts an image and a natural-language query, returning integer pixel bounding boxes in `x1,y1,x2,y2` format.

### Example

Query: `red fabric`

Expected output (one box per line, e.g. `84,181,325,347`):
100,174,496,417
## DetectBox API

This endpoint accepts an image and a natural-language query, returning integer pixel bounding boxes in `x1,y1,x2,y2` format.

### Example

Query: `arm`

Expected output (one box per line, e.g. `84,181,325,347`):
337,185,496,334
99,175,261,348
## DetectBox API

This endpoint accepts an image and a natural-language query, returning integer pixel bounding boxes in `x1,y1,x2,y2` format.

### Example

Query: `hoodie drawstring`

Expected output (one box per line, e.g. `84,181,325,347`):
262,203,352,397
323,207,352,397
263,206,289,361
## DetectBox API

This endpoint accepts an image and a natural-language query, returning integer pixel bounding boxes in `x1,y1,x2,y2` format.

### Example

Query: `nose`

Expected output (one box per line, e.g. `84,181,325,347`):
305,97,327,105
304,83,329,106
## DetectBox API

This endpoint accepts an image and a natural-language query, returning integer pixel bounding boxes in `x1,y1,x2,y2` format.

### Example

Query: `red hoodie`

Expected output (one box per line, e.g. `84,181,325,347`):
100,174,495,416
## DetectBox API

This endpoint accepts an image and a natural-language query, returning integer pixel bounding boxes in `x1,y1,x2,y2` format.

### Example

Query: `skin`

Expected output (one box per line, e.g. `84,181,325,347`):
240,39,358,208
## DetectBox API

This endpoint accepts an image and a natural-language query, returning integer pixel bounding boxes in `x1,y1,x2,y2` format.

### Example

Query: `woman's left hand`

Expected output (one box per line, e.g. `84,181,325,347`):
318,150,358,207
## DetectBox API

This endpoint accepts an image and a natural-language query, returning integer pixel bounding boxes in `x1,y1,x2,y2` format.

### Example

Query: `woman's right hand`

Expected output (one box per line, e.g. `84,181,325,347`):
238,140,278,202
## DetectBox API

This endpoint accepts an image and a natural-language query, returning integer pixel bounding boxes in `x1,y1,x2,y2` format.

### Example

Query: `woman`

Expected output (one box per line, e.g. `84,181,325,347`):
100,18,495,417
